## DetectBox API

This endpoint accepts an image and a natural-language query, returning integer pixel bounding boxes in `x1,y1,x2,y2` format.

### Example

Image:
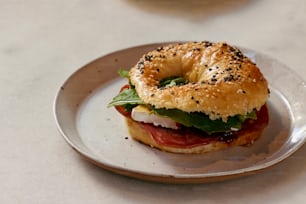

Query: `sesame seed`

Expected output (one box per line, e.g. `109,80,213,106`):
145,55,153,62
156,47,163,52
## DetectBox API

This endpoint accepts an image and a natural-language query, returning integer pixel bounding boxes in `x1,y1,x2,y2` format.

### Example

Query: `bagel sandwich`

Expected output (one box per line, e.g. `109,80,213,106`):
108,41,269,154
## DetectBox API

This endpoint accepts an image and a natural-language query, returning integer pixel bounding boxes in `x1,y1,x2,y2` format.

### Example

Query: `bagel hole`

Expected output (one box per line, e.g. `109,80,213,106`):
158,76,189,88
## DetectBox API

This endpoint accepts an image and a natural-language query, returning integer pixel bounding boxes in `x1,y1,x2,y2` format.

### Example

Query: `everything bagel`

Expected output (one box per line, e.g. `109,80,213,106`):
129,41,269,121
108,41,270,154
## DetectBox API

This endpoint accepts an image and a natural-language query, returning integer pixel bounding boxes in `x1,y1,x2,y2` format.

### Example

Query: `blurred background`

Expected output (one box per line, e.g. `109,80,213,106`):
1,0,306,203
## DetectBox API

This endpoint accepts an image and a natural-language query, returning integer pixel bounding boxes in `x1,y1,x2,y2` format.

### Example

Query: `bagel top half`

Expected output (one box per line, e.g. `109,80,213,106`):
129,41,269,121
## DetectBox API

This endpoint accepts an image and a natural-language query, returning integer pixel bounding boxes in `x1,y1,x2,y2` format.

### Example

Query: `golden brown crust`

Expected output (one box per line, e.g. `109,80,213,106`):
130,41,269,121
125,118,265,154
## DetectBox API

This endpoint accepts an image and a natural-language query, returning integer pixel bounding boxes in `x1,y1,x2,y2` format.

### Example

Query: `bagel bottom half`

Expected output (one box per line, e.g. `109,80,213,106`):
125,105,269,154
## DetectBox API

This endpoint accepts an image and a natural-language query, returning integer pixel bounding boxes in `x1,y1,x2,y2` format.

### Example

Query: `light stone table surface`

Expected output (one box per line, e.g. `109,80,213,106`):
1,0,306,203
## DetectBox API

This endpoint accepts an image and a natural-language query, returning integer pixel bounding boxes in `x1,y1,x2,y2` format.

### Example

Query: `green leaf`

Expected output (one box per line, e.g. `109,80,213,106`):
153,108,256,134
159,76,188,88
107,87,144,107
118,69,130,78
239,110,257,121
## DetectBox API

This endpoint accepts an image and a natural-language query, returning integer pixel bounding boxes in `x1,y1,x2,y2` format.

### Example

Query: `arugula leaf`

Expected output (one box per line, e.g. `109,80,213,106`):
118,69,129,78
108,69,142,108
153,108,256,134
239,110,257,121
159,76,188,88
107,87,144,107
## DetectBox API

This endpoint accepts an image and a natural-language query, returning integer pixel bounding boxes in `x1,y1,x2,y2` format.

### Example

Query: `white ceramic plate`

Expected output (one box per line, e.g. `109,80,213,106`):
54,42,306,183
